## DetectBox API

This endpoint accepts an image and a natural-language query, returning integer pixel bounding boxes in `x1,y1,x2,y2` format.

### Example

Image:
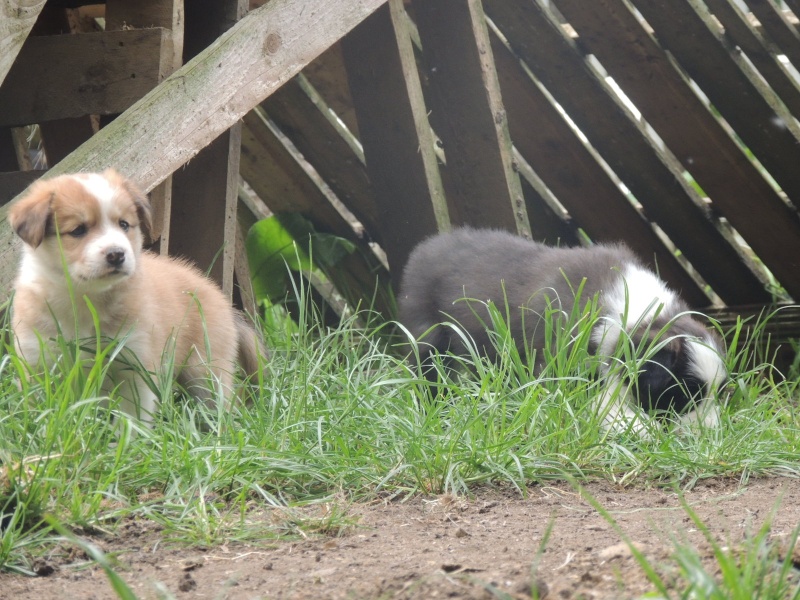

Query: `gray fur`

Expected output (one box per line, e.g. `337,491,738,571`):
398,228,725,420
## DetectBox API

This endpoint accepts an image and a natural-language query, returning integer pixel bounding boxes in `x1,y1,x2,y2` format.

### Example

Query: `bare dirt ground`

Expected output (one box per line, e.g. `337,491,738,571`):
2,477,800,599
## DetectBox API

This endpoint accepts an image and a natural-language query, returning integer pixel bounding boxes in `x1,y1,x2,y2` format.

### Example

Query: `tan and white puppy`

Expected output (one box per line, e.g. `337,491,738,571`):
9,169,263,423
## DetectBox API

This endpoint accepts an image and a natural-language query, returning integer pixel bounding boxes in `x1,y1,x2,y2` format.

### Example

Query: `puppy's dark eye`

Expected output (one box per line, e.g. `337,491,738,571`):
68,224,87,237
119,220,130,232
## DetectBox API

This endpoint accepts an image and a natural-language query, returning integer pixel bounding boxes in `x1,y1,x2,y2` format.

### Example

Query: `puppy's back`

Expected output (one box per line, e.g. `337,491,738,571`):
398,227,636,358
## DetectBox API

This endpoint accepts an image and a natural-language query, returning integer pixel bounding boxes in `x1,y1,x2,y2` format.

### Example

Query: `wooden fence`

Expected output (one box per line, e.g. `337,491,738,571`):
1,0,799,349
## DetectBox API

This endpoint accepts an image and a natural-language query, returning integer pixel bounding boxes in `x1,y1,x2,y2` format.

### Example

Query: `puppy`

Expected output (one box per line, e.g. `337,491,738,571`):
398,228,727,433
8,169,264,424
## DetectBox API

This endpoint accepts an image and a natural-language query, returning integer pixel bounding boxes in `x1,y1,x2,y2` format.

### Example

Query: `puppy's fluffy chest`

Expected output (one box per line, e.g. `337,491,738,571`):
15,251,140,343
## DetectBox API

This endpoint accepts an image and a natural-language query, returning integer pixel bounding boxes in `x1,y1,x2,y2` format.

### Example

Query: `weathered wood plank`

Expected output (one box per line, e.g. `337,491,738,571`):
630,0,800,207
488,0,772,305
0,28,171,127
262,74,380,245
0,0,388,300
342,0,449,281
0,0,46,86
303,43,361,140
171,128,241,294
746,0,800,70
234,204,257,319
550,0,800,302
413,0,528,235
515,154,579,247
783,0,800,22
704,0,800,120
31,8,100,168
105,0,184,71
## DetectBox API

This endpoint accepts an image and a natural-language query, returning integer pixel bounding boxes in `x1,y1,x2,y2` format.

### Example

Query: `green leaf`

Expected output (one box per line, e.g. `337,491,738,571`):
245,214,355,304
245,216,313,303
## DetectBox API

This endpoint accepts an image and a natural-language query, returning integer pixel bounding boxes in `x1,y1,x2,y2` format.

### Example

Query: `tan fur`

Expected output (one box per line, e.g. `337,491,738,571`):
9,170,264,423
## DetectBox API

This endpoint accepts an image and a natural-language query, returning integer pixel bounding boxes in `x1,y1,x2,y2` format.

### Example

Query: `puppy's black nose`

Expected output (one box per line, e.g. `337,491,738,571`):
106,248,126,267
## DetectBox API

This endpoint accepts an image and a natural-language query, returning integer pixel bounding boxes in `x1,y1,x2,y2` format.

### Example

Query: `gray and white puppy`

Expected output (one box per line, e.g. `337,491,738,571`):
398,227,726,432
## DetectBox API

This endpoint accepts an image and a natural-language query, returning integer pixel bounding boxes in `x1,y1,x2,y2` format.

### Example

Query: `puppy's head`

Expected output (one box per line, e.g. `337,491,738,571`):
9,169,152,292
631,320,727,414
593,262,727,416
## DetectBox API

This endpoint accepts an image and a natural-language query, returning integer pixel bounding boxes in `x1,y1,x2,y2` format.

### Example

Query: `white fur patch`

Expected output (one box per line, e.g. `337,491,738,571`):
77,172,117,208
592,263,679,357
595,373,652,437
687,338,726,388
607,263,678,324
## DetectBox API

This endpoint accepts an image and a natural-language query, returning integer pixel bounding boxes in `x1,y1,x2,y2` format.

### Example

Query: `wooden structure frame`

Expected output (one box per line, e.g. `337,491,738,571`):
1,0,800,352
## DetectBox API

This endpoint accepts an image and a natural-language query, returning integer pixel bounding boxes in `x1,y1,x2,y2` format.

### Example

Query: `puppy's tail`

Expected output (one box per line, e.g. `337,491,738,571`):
235,313,267,380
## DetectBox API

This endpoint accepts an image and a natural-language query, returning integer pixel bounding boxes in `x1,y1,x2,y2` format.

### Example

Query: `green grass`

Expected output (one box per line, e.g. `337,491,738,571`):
0,292,799,597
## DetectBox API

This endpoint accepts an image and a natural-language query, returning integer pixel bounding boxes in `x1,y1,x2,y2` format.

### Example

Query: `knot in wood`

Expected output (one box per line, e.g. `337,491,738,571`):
264,32,282,55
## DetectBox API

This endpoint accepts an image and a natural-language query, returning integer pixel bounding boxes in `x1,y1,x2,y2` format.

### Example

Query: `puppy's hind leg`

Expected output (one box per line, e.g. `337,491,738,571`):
676,396,721,432
596,374,653,438
407,324,453,386
179,355,236,413
113,368,159,428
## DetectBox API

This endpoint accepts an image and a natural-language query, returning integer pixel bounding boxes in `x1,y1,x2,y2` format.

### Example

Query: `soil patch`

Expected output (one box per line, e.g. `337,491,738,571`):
2,478,799,599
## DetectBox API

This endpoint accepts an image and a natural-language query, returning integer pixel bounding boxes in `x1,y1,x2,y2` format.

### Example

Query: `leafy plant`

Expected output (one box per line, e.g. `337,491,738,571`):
245,213,354,307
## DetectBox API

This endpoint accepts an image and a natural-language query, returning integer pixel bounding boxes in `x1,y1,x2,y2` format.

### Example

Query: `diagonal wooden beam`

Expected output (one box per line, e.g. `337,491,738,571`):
0,0,46,86
0,0,388,298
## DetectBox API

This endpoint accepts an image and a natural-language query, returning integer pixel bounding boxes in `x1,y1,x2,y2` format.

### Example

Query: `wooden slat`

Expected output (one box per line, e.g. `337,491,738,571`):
551,0,800,302
0,28,171,127
783,0,800,23
706,0,800,119
303,43,361,140
106,0,184,71
487,0,769,306
240,112,360,242
630,0,800,207
515,158,580,247
234,204,257,319
240,110,393,315
704,0,800,119
171,129,241,293
31,8,100,168
342,0,449,280
488,31,706,304
0,0,46,86
412,0,529,235
746,0,800,70
0,0,389,300
262,75,380,245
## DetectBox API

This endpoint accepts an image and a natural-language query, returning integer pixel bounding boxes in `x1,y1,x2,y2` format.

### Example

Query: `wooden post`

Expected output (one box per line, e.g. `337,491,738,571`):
342,0,449,281
413,0,529,236
169,0,245,297
105,0,184,253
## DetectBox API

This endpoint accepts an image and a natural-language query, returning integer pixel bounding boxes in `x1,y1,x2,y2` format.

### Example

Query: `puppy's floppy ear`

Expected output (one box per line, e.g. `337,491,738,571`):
104,168,153,242
8,179,55,248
